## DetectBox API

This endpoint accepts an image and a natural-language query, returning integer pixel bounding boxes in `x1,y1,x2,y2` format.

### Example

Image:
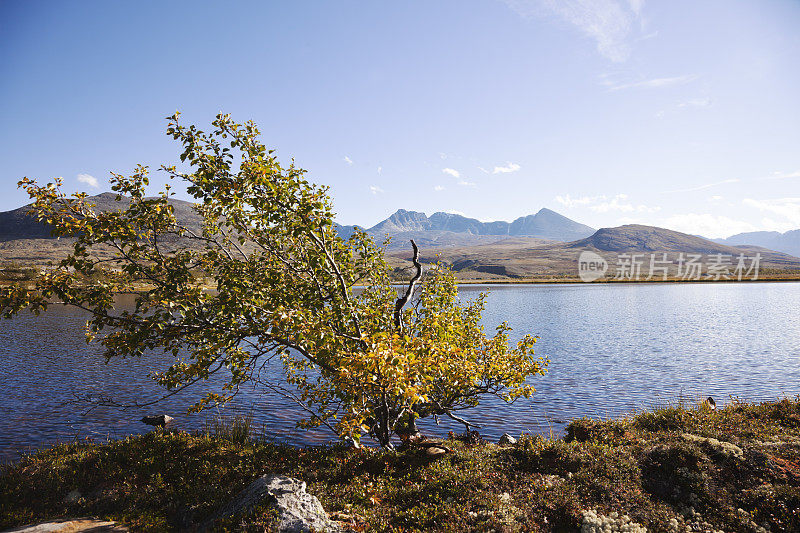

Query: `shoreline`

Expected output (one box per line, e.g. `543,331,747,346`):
452,275,800,285
2,398,799,532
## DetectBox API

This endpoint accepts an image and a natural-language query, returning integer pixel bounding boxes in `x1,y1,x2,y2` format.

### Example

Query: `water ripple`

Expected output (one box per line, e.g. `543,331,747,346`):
1,282,799,461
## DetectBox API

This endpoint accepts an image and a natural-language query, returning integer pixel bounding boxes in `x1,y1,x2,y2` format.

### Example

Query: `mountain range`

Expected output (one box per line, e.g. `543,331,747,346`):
336,208,596,249
1,193,799,280
713,230,800,259
371,208,594,240
385,224,800,279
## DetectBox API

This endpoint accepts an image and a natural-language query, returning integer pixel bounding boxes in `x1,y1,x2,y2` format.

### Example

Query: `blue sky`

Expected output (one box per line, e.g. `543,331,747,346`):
1,0,798,238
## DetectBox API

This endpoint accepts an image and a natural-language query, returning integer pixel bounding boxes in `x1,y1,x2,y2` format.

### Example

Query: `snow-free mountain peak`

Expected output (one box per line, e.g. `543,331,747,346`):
365,208,595,241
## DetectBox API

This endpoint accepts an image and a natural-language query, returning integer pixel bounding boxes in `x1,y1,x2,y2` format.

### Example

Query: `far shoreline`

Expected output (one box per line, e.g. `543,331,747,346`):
4,275,800,292
450,275,800,285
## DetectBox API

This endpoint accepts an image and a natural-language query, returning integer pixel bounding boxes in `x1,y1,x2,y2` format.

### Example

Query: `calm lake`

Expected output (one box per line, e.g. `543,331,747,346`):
2,281,799,462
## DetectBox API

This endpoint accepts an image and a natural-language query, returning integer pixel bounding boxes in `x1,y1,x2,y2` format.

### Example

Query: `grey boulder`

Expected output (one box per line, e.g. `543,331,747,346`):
140,415,174,427
204,474,339,532
499,433,517,445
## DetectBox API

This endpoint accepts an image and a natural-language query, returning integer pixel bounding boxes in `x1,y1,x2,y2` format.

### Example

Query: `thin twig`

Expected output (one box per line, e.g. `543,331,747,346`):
394,239,421,331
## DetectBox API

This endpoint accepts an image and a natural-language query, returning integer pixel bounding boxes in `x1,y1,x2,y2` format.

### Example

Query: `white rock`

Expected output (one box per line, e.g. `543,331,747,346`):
203,474,339,532
681,433,743,459
581,509,647,533
498,433,517,445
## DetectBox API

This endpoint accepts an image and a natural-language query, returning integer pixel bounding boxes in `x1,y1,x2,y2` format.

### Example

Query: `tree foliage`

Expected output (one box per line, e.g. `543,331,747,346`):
0,113,547,447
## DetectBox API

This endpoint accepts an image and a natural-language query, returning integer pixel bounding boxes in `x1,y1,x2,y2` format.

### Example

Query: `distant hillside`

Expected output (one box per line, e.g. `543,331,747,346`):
0,203,53,241
2,195,799,280
713,229,800,258
388,224,800,279
571,225,745,254
0,197,592,249
0,192,203,242
0,193,205,265
507,209,594,241
570,224,800,267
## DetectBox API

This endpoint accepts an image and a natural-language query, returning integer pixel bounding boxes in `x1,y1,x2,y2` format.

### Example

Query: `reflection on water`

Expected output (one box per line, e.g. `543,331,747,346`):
2,282,799,461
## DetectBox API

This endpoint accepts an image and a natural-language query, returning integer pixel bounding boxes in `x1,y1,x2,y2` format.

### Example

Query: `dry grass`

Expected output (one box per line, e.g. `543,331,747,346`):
1,399,799,532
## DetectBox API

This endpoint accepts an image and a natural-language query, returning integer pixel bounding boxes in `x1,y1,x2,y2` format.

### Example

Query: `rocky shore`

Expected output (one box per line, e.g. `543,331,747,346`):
1,399,799,532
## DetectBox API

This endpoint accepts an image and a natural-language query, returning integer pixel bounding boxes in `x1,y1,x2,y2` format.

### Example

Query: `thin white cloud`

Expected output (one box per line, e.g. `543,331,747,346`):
660,213,757,239
503,0,647,62
77,173,99,188
628,0,644,16
743,197,800,227
656,96,712,118
678,97,712,108
616,216,644,225
442,168,461,178
478,167,491,174
758,218,798,233
434,185,445,191
606,74,698,92
589,194,660,214
442,167,476,186
556,193,658,213
761,170,800,181
377,166,382,174
555,194,606,208
621,198,800,237
663,178,740,194
369,185,384,195
343,156,353,165
492,162,521,174
710,195,723,201
445,210,466,216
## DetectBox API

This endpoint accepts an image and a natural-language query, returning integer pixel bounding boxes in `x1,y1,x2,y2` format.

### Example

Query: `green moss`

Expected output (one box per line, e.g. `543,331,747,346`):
634,405,690,432
640,441,711,505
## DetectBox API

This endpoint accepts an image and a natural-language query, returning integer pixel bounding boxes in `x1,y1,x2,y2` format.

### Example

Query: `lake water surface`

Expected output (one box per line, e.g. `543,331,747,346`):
2,281,799,461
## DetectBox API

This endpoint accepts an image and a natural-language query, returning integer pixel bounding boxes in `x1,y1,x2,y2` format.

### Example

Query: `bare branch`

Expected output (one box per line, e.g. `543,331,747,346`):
394,239,421,331
445,410,481,432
